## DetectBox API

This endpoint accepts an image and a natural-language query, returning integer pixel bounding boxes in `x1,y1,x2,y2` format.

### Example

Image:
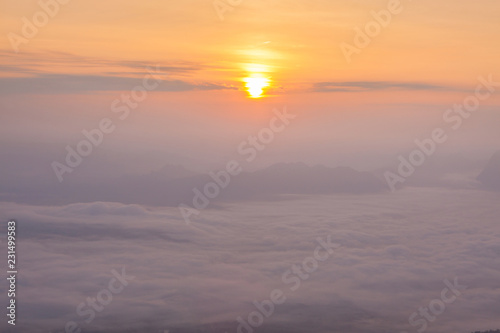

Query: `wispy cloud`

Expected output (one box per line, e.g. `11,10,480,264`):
0,50,234,94
0,74,236,94
313,81,450,93
0,49,202,75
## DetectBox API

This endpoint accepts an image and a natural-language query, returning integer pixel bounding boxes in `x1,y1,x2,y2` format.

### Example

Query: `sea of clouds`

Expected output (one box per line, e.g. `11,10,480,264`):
1,187,500,333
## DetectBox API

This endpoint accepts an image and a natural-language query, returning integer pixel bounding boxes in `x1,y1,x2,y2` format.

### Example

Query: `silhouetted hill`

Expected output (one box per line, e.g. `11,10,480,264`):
221,163,386,200
147,164,198,180
477,151,500,190
2,163,386,206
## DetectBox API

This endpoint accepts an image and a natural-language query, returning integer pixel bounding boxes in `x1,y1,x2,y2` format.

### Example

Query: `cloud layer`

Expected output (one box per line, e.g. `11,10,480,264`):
1,187,500,332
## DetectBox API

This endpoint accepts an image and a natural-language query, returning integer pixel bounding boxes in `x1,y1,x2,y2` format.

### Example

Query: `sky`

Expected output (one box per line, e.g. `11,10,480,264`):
1,1,500,332
2,0,500,86
1,0,500,177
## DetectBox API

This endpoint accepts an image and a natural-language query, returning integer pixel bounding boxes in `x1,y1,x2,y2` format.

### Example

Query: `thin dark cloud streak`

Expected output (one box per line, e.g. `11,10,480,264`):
0,74,236,94
313,81,455,92
0,49,205,77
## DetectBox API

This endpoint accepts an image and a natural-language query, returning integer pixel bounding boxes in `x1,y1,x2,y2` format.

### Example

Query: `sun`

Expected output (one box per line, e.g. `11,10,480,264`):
241,62,272,99
243,75,270,98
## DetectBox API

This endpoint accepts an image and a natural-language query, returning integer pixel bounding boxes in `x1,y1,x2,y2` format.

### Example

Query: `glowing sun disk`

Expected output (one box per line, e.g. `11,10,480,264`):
243,76,270,98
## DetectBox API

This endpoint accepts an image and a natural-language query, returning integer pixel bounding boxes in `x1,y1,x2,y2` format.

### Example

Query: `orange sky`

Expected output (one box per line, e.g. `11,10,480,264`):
1,0,500,101
1,0,500,176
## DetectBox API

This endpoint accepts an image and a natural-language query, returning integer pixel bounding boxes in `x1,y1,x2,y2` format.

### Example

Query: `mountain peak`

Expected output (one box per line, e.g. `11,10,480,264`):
477,151,500,190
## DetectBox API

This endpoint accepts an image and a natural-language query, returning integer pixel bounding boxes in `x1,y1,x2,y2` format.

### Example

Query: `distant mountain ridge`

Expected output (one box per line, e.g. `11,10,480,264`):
222,163,386,200
3,163,386,206
477,151,500,190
